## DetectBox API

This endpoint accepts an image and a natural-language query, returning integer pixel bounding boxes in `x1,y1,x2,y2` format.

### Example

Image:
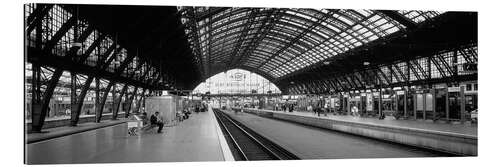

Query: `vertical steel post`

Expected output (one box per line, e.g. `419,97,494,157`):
30,16,43,132
111,84,116,119
413,94,417,120
460,86,466,123
423,91,426,120
445,85,450,121
432,89,436,121
404,88,407,118
113,85,128,119
95,78,100,122
70,72,78,126
378,88,382,117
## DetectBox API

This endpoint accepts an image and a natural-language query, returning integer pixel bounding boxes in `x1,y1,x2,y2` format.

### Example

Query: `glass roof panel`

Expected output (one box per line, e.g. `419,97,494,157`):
397,10,444,23
182,7,440,79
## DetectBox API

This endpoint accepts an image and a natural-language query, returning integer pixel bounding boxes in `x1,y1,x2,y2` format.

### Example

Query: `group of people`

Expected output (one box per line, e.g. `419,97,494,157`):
177,108,192,122
274,103,296,112
307,104,329,117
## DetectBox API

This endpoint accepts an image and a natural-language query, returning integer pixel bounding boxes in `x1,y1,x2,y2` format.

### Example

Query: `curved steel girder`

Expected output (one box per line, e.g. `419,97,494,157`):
206,30,319,66
267,12,409,80
207,44,310,73
198,13,329,45
377,10,417,29
196,8,349,39
210,44,302,69
198,10,361,75
256,12,349,70
202,23,320,52
197,12,369,63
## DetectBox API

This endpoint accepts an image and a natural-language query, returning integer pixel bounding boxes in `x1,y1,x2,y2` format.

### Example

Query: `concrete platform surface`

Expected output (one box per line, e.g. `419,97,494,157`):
26,109,232,164
222,110,449,159
259,109,477,136
26,119,128,144
241,108,477,155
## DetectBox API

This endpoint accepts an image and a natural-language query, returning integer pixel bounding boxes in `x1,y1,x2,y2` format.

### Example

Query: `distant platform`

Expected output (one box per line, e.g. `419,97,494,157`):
26,108,233,164
259,109,477,136
240,108,477,156
222,110,454,159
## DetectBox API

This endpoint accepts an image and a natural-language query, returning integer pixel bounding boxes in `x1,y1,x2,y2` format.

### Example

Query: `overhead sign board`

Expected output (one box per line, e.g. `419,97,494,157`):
448,87,460,92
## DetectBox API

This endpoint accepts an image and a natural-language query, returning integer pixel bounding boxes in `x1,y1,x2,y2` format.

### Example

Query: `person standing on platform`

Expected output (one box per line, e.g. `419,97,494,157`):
150,112,164,133
315,100,321,117
324,103,328,116
317,106,322,117
351,105,359,117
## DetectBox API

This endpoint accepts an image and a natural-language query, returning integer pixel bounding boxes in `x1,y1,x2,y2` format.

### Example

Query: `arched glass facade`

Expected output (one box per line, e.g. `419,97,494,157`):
192,69,281,94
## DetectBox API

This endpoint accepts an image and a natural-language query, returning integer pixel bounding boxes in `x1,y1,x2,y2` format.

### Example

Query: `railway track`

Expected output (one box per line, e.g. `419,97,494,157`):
213,109,300,161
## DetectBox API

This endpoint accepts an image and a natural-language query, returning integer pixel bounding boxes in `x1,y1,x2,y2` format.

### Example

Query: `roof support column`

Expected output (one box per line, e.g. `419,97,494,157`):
69,19,96,126
125,87,139,118
70,76,93,126
30,19,43,132
94,78,101,122
30,15,77,132
134,90,146,113
96,82,113,122
113,84,128,120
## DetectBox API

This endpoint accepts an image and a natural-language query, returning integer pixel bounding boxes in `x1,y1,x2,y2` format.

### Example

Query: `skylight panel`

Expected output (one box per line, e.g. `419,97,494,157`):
338,16,354,26
398,10,445,23
356,10,372,17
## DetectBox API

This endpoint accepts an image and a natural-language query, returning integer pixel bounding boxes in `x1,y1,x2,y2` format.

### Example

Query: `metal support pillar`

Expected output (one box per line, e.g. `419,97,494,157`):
125,87,138,118
33,69,63,132
96,83,113,122
404,88,408,118
423,92,426,120
113,85,128,120
347,93,351,115
111,84,116,119
460,86,466,123
134,90,146,113
95,78,101,123
445,85,450,121
432,89,436,121
70,77,93,126
378,88,382,117
30,63,43,132
413,94,417,120
70,72,78,126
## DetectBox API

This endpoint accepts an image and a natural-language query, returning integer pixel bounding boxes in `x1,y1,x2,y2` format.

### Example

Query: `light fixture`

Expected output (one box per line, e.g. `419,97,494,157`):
323,61,330,65
363,61,370,66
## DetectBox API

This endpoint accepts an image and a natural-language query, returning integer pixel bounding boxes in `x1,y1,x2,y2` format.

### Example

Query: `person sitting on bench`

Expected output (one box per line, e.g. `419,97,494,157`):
150,112,164,133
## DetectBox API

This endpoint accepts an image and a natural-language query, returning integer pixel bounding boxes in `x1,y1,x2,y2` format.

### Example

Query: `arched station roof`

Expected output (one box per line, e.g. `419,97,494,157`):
179,7,444,83
29,4,476,92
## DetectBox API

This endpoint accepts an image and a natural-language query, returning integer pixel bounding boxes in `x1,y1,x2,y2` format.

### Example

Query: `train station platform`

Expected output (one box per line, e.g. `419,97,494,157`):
263,109,477,136
26,119,128,144
239,108,477,156
25,108,233,164
221,109,453,159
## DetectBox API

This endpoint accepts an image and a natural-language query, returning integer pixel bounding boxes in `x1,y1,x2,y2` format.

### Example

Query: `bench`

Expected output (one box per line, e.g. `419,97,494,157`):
128,115,160,136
